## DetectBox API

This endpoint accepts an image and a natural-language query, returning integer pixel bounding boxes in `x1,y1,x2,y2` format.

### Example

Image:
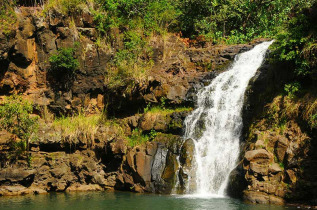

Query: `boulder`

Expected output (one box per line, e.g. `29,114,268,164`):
250,162,269,175
244,190,270,204
269,163,283,174
135,151,153,183
274,136,289,162
244,149,272,162
0,168,36,183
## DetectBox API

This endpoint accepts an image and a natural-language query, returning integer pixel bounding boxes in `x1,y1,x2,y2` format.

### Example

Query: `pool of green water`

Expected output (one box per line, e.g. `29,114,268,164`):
0,191,299,210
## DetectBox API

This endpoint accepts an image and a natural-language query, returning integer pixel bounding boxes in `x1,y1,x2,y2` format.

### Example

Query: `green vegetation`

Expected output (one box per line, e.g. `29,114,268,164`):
52,112,100,146
127,128,150,147
274,156,285,169
44,0,87,15
311,113,317,128
272,2,317,95
0,0,17,36
49,47,79,75
39,0,316,92
127,128,159,147
284,82,302,99
143,97,192,114
93,0,313,43
0,95,39,162
145,106,192,115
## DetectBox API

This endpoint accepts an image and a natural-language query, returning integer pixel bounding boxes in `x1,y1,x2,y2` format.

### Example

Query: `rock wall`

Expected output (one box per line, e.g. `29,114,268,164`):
227,57,317,206
0,7,255,117
0,110,188,196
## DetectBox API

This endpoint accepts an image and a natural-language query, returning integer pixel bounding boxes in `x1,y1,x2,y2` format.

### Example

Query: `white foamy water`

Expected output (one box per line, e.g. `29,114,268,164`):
183,41,274,196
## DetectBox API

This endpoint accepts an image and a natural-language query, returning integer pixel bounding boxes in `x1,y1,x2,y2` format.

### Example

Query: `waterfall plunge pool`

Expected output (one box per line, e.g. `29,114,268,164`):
0,191,299,210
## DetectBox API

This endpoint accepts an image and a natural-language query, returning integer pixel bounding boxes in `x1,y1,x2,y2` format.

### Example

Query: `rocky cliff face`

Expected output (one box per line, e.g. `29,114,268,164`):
0,6,257,197
0,109,187,195
227,58,317,206
0,7,254,117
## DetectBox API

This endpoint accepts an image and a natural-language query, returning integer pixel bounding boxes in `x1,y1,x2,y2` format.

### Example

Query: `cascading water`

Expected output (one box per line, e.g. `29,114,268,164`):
182,41,274,196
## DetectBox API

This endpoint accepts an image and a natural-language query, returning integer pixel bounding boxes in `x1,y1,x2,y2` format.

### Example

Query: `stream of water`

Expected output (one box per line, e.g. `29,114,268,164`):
183,41,274,196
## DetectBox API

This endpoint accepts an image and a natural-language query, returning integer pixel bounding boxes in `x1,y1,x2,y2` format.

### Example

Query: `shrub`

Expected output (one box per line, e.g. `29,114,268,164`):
284,82,302,99
0,95,39,161
49,47,79,75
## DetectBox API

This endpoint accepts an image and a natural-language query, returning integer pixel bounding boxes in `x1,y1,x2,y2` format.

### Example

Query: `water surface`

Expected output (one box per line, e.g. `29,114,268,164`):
0,191,298,210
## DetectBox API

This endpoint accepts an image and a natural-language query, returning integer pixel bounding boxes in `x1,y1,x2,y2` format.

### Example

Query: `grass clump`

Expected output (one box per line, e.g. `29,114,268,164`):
143,97,193,114
127,128,149,147
44,0,87,15
105,49,153,90
0,1,17,36
52,112,100,146
127,128,157,147
145,106,193,115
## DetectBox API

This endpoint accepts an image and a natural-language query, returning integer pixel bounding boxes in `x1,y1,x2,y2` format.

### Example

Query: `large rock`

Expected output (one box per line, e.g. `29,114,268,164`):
244,149,272,162
0,168,35,183
274,136,289,162
151,143,168,193
179,139,195,169
135,151,153,184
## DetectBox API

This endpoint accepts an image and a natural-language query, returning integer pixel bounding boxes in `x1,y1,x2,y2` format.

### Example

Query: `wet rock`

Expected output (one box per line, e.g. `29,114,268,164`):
0,185,47,196
177,139,195,192
227,164,248,199
161,152,179,192
179,139,195,168
151,143,168,193
244,190,270,204
153,133,182,154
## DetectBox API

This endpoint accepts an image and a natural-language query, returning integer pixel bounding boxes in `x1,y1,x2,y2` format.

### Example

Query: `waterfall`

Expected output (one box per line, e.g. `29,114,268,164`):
182,41,274,196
